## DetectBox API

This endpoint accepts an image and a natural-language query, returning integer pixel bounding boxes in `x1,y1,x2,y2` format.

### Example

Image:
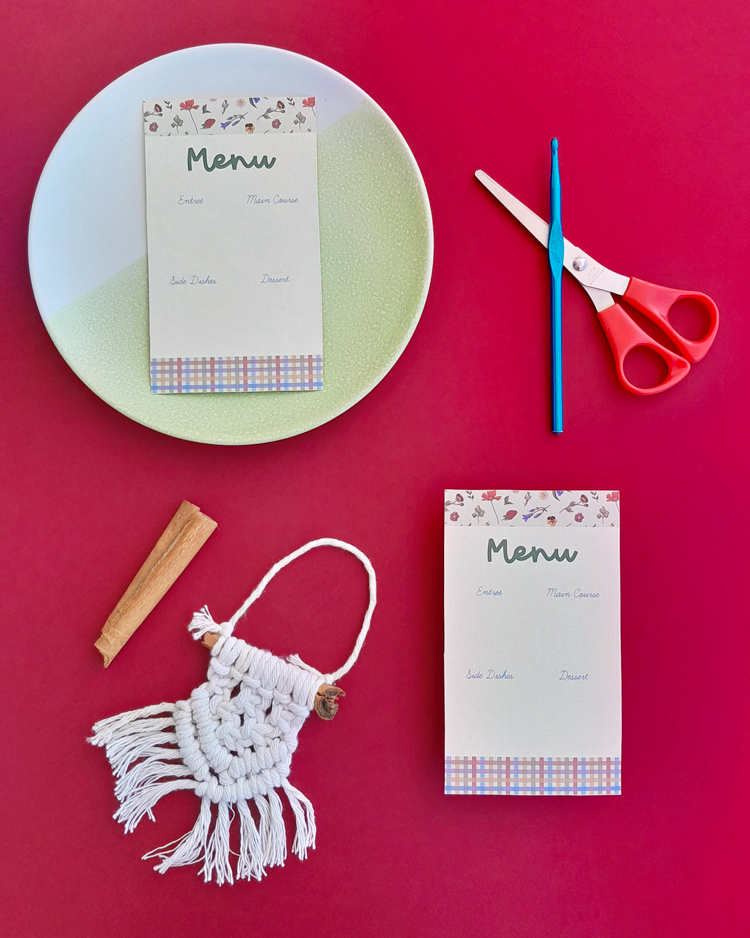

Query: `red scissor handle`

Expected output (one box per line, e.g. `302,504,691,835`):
622,278,719,363
597,302,691,395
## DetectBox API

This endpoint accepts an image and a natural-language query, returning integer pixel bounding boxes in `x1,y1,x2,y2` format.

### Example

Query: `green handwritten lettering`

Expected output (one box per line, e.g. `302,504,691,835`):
487,538,578,563
187,147,277,172
187,147,209,172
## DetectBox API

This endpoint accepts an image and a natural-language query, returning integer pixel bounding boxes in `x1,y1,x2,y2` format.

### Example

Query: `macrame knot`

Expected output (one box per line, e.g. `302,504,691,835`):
89,538,376,884
188,605,231,644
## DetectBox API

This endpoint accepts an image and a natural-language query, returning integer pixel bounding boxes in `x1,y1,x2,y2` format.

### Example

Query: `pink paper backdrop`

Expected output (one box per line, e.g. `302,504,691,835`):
2,2,748,935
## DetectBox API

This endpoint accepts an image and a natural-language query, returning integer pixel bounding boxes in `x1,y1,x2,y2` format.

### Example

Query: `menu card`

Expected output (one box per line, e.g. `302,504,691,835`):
444,490,621,795
143,95,323,393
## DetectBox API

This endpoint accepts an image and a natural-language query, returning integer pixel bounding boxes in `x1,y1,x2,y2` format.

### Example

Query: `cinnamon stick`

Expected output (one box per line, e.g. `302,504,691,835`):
95,501,217,667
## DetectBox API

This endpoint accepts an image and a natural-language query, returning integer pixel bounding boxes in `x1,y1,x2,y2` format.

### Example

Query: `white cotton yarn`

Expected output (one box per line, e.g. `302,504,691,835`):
89,538,376,884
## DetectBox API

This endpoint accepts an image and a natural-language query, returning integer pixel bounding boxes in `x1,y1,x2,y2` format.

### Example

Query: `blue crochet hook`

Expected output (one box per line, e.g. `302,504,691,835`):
549,138,563,433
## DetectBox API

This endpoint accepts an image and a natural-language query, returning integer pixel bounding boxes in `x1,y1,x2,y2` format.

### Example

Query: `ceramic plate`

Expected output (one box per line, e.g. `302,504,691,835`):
28,44,433,444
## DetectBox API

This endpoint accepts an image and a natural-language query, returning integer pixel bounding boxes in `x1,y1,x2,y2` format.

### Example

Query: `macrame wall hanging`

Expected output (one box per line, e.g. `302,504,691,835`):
89,538,376,884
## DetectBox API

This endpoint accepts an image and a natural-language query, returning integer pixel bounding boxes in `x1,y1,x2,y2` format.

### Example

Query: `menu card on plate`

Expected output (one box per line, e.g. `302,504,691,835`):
143,96,322,393
444,490,621,795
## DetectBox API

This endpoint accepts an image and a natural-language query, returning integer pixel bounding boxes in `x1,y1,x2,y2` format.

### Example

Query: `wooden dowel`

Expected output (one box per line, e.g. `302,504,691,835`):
95,501,217,667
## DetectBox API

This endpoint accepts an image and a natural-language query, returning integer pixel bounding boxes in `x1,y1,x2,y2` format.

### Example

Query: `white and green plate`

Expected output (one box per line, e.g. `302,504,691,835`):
28,44,433,444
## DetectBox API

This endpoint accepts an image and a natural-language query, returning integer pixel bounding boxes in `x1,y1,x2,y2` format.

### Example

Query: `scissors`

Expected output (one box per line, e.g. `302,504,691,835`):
476,169,720,395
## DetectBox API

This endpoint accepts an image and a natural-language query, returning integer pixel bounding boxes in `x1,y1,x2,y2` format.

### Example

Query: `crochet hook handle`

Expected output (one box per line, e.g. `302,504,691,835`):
549,138,563,434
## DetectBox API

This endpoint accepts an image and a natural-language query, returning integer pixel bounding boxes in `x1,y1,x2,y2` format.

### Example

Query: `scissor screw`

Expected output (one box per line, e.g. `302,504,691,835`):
572,256,588,271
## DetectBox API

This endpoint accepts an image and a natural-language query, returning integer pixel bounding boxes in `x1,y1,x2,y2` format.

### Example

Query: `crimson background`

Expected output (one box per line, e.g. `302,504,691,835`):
2,2,748,936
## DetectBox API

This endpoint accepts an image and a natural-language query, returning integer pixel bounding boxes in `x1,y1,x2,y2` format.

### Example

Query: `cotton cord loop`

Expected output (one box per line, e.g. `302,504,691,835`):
89,539,376,884
189,538,377,684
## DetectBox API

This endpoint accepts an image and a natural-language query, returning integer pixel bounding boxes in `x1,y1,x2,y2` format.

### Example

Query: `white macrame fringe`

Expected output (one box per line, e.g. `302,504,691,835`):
89,701,316,882
144,787,314,883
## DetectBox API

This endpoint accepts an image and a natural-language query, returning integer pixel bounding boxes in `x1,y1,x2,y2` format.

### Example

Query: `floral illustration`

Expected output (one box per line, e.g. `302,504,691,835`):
560,494,590,515
220,113,247,130
179,99,200,132
143,102,166,120
444,491,619,527
481,491,502,522
522,505,549,522
142,96,318,136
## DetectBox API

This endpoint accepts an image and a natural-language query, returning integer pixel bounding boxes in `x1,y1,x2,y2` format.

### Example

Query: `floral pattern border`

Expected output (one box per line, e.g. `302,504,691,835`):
444,490,620,527
143,96,317,136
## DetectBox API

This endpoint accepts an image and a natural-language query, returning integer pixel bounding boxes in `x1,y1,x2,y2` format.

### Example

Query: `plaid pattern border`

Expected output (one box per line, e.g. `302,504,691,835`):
444,756,621,795
150,355,323,393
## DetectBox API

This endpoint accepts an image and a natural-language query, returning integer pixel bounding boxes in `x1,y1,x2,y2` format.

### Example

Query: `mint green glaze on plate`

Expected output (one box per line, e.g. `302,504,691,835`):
43,97,432,444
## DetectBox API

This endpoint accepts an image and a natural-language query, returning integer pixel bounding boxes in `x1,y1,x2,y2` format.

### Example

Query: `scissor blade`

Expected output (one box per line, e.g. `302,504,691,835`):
475,170,630,298
476,170,550,249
